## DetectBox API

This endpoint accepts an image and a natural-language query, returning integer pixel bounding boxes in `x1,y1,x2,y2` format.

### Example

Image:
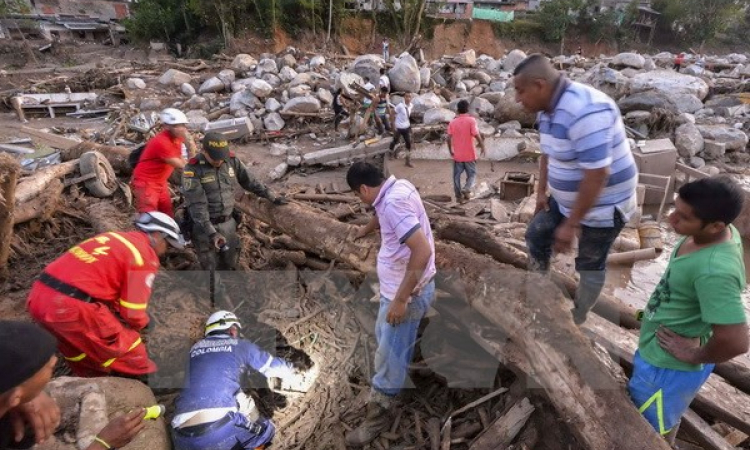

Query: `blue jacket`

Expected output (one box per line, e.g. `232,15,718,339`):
174,334,294,414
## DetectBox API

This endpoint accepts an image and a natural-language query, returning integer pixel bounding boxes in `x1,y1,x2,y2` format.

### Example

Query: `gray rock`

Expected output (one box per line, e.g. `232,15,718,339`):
463,79,478,90
280,54,297,69
256,58,279,76
270,143,292,156
676,113,696,124
231,54,258,73
503,129,524,138
264,113,285,131
265,98,281,112
618,90,676,114
289,84,312,98
423,108,456,125
282,95,321,114
126,78,146,90
503,49,527,72
630,70,710,100
411,93,443,116
290,73,313,87
455,81,468,95
287,154,302,167
703,140,727,160
198,77,225,94
498,120,522,131
727,53,748,64
624,111,652,124
493,90,536,127
643,58,656,71
705,95,743,109
696,126,749,151
269,162,288,180
675,122,704,158
262,73,282,88
454,49,477,67
335,72,365,98
317,88,333,105
230,90,259,114
180,83,196,96
671,94,704,114
249,79,273,98
689,156,706,169
620,68,639,78
488,81,507,92
479,92,505,104
477,119,495,136
217,69,236,86
612,52,645,69
470,97,494,116
310,55,326,69
186,110,209,129
469,70,492,85
683,64,704,76
139,98,162,111
352,54,384,84
248,114,263,131
279,66,298,83
231,78,254,92
389,54,421,93
158,69,192,86
185,94,208,111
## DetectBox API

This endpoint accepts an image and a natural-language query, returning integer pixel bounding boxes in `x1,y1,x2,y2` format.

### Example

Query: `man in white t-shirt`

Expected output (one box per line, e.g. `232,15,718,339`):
389,93,414,167
378,68,390,93
362,77,376,110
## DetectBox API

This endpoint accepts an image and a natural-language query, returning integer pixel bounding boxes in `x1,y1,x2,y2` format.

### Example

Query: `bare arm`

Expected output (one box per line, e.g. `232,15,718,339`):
658,323,749,365
475,133,486,156
164,157,186,169
355,215,380,239
391,229,432,306
446,135,453,156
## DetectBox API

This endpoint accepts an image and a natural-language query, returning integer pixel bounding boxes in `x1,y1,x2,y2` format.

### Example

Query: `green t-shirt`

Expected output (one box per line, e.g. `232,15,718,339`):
639,225,747,371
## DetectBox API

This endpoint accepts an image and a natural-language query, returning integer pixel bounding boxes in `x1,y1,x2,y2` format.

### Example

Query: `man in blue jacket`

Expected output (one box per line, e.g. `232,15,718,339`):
171,311,300,450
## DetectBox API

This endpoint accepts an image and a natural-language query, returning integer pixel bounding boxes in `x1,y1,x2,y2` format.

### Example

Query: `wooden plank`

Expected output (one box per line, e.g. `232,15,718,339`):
20,126,79,150
469,398,534,449
301,141,391,165
681,409,736,450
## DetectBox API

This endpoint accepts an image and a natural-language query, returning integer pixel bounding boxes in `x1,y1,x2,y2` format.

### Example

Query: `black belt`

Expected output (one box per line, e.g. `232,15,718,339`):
38,272,104,303
174,414,264,438
210,215,230,225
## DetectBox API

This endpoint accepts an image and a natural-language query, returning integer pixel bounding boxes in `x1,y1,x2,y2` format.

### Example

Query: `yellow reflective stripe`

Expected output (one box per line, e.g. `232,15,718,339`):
101,338,142,368
119,299,148,310
65,352,86,362
637,388,668,435
107,232,144,267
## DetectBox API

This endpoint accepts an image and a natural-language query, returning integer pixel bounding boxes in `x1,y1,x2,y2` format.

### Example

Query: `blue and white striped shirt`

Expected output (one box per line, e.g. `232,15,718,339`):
539,79,638,228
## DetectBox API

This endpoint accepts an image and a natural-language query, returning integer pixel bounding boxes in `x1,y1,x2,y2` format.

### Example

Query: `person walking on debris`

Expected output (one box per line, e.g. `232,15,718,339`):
382,38,390,61
514,54,637,325
171,311,306,450
447,99,485,203
130,108,197,218
389,92,414,167
345,162,436,447
332,89,352,132
0,321,150,449
629,177,748,444
26,212,185,377
182,133,287,274
374,87,393,136
673,52,685,71
378,68,391,93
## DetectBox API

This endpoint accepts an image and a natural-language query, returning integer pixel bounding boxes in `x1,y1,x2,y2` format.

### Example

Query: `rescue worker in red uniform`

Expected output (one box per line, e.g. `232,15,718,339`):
130,108,196,217
27,212,186,378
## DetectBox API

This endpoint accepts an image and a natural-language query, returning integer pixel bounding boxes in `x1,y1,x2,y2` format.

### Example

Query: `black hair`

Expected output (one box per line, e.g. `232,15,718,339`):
380,68,386,75
347,162,385,191
678,176,744,225
513,53,558,82
457,99,470,114
380,86,389,94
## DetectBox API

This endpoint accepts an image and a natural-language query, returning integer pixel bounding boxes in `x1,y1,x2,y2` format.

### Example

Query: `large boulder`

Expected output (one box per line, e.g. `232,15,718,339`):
290,73,313,87
279,66,298,83
420,68,431,88
256,58,279,76
493,90,536,127
468,70,492,85
181,83,196,96
279,54,297,69
198,77,225,94
630,70,710,100
310,55,326,69
264,113,285,131
159,69,191,86
502,49,527,73
352,54,384,84
265,97,282,112
470,97,494,116
480,91,505,104
727,53,748,65
389,54,421,93
317,88,333,105
217,69,236,86
282,95,321,113
674,122,704,158
249,79,273,98
411,93,444,116
454,49,477,67
617,90,677,114
696,125,749,151
423,108,456,125
232,54,258,73
335,72,365,98
230,90,259,114
186,109,209,129
671,94,704,115
289,84,312,98
126,78,146,90
262,73,282,88
612,52,645,69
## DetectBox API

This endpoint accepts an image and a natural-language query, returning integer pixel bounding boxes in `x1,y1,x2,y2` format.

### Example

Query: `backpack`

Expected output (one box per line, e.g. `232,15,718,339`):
128,143,147,169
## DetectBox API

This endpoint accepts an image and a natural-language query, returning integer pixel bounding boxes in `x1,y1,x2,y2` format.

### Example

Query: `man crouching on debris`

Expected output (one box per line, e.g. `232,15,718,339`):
171,311,304,450
630,177,748,443
514,54,638,324
346,162,436,446
27,212,186,378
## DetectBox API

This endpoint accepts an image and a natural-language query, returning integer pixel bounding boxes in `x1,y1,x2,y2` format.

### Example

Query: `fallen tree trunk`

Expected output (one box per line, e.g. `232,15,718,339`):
239,197,672,450
62,141,131,175
15,160,78,204
14,178,64,224
0,154,20,278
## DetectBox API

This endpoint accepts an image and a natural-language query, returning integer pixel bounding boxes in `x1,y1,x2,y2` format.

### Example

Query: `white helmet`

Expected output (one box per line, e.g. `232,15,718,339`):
205,311,242,336
134,211,185,249
159,108,188,125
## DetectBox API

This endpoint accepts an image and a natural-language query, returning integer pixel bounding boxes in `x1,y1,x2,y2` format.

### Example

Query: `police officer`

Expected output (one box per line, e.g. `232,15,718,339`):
182,132,287,272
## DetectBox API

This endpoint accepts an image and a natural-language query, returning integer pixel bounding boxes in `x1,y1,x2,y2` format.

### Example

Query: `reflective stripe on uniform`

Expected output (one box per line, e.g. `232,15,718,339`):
637,388,669,435
102,337,143,368
107,232,144,267
64,352,86,362
119,299,148,310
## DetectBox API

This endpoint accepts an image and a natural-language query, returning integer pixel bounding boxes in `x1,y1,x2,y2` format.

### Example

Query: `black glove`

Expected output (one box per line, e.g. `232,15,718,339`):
272,196,289,205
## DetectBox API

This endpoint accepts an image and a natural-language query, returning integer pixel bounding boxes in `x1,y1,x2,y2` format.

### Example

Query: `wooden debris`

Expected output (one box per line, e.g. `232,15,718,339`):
20,126,80,150
62,141,131,175
14,178,63,224
292,193,358,203
469,398,534,449
681,409,736,450
0,154,20,278
15,160,78,204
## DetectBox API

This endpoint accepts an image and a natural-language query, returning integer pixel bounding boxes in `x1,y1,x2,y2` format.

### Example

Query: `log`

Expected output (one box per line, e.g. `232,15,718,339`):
207,107,231,121
605,247,657,265
681,409,736,450
0,154,20,278
62,141,131,175
469,398,534,449
20,126,80,150
13,178,63,224
15,160,78,204
292,193,358,203
240,199,672,450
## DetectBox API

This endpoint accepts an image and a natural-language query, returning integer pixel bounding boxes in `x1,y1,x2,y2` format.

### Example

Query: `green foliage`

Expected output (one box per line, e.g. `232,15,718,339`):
652,0,749,45
0,0,30,16
124,0,193,43
536,0,583,42
493,19,544,41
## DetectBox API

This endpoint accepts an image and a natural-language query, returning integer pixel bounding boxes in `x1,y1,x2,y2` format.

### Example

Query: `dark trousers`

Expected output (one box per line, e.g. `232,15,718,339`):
390,127,412,151
334,109,349,131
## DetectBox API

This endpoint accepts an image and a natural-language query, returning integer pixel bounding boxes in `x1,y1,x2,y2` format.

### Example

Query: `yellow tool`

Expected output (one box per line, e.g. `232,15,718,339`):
144,404,166,420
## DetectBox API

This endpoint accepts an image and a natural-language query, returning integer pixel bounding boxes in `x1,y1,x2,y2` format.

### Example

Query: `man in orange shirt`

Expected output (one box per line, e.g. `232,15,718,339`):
447,99,485,202
130,108,196,217
27,212,185,378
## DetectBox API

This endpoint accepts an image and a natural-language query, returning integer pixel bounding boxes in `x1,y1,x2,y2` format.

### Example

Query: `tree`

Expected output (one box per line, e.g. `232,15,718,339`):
536,0,584,53
652,0,749,46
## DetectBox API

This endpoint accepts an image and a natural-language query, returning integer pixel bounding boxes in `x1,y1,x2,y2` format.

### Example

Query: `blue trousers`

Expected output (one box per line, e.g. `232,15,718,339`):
172,413,274,450
372,281,435,397
452,161,477,199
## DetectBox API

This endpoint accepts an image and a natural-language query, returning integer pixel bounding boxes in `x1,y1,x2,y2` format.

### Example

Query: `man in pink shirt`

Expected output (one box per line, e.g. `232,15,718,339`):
345,162,436,447
447,99,486,202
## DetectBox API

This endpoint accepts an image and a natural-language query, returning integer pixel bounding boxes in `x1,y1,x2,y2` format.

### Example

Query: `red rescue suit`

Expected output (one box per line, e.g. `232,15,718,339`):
27,231,160,377
130,129,184,218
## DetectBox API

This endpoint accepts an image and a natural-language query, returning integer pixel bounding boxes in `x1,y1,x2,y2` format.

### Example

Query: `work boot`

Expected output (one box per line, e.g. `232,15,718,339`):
345,401,392,447
405,154,413,168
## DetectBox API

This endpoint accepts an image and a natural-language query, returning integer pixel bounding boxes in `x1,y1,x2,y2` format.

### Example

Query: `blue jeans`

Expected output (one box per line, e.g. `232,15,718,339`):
453,161,477,199
172,413,274,450
372,280,435,397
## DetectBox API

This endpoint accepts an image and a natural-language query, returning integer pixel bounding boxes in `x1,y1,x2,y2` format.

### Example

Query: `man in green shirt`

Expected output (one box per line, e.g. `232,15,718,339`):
630,176,749,442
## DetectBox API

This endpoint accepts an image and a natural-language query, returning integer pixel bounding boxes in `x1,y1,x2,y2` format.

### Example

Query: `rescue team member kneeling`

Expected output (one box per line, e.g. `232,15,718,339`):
171,311,303,450
182,132,287,272
27,212,186,378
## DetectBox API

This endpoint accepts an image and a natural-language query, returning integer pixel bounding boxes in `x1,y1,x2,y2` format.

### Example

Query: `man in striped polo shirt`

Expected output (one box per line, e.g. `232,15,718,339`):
514,54,638,325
